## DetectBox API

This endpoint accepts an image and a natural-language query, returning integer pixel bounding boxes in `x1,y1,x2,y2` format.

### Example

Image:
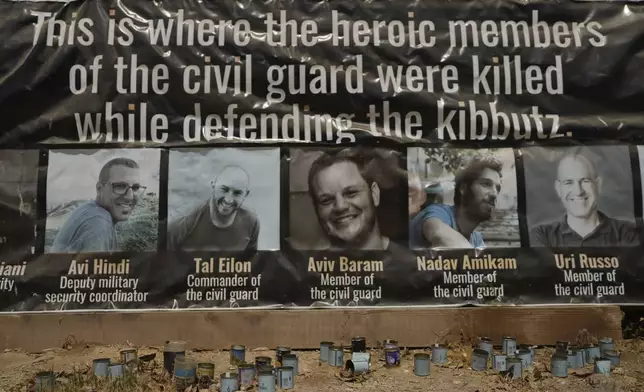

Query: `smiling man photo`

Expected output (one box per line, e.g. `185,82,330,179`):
167,165,259,251
410,157,503,249
51,157,144,253
530,153,638,247
307,149,403,251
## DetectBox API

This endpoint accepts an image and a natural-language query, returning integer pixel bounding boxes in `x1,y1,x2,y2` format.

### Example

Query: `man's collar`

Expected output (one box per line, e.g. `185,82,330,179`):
559,211,610,235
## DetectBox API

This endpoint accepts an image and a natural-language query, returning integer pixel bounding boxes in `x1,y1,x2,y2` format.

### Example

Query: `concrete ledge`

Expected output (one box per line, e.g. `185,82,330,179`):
0,306,623,351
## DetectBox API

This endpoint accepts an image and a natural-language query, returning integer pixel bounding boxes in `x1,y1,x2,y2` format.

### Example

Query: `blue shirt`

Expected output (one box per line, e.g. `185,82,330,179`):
410,204,485,248
51,200,118,253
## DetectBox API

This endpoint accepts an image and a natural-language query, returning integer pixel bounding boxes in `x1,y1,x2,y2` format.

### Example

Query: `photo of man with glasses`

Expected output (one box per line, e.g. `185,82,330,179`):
50,157,146,253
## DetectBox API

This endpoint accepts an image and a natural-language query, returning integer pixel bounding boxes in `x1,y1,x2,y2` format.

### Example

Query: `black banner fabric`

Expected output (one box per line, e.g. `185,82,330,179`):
1,0,644,311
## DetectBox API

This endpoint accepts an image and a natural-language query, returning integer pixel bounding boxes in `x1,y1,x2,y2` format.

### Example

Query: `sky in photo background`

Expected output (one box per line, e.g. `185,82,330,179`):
168,148,281,250
46,149,161,210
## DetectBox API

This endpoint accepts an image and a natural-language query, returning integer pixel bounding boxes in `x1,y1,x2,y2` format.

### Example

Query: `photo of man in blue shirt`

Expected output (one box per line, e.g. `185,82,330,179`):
51,157,145,253
410,157,503,249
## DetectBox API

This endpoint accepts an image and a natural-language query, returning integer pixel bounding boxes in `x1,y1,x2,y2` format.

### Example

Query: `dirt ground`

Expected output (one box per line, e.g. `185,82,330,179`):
0,339,642,392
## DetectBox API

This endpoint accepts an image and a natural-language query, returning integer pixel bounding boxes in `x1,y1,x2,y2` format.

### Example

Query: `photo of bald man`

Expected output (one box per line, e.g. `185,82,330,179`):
525,146,638,248
167,148,280,251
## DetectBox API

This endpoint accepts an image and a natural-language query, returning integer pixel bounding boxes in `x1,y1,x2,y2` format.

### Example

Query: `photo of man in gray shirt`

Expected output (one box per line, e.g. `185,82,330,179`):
51,157,145,253
167,165,259,251
530,153,639,247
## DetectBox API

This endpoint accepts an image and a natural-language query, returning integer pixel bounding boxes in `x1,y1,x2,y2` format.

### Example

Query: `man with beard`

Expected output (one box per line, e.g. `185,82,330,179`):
531,153,638,247
307,149,427,307
308,149,405,251
410,157,502,249
51,157,144,253
167,165,259,251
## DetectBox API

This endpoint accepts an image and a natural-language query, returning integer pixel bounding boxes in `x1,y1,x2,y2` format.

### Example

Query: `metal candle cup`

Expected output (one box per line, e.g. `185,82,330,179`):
276,366,294,390
238,363,256,387
594,358,611,375
174,355,196,389
555,341,569,354
275,346,291,366
220,372,239,392
550,354,568,378
120,348,137,367
34,371,55,392
346,356,370,375
585,345,601,364
351,337,366,353
197,363,215,388
471,348,488,371
506,357,522,379
328,346,344,367
604,350,621,367
230,344,246,365
431,344,448,364
108,363,125,379
479,337,493,356
516,348,532,369
320,341,333,362
413,353,430,376
569,346,584,368
92,358,110,377
566,350,578,369
492,353,506,371
599,337,615,356
163,341,186,375
281,353,298,375
518,344,535,363
385,347,401,367
501,337,516,355
258,368,275,392
255,356,272,369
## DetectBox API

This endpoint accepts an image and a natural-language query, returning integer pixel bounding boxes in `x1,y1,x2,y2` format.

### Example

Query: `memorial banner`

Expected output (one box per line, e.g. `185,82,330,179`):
1,0,644,311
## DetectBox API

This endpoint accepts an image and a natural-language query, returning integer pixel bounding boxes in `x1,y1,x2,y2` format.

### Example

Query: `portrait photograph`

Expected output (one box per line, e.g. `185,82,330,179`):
167,148,280,251
0,150,39,257
524,146,638,248
408,147,519,249
288,147,407,251
45,149,161,253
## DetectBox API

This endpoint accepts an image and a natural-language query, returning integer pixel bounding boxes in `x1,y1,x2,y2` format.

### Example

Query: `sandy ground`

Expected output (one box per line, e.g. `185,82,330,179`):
0,339,642,392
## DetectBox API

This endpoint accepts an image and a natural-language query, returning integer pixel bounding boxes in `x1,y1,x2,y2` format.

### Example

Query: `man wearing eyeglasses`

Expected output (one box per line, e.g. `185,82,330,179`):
51,157,144,253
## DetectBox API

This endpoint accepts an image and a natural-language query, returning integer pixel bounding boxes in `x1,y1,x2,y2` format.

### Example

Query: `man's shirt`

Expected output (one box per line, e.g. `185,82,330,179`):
530,211,639,247
410,203,485,248
167,201,259,251
51,200,118,253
